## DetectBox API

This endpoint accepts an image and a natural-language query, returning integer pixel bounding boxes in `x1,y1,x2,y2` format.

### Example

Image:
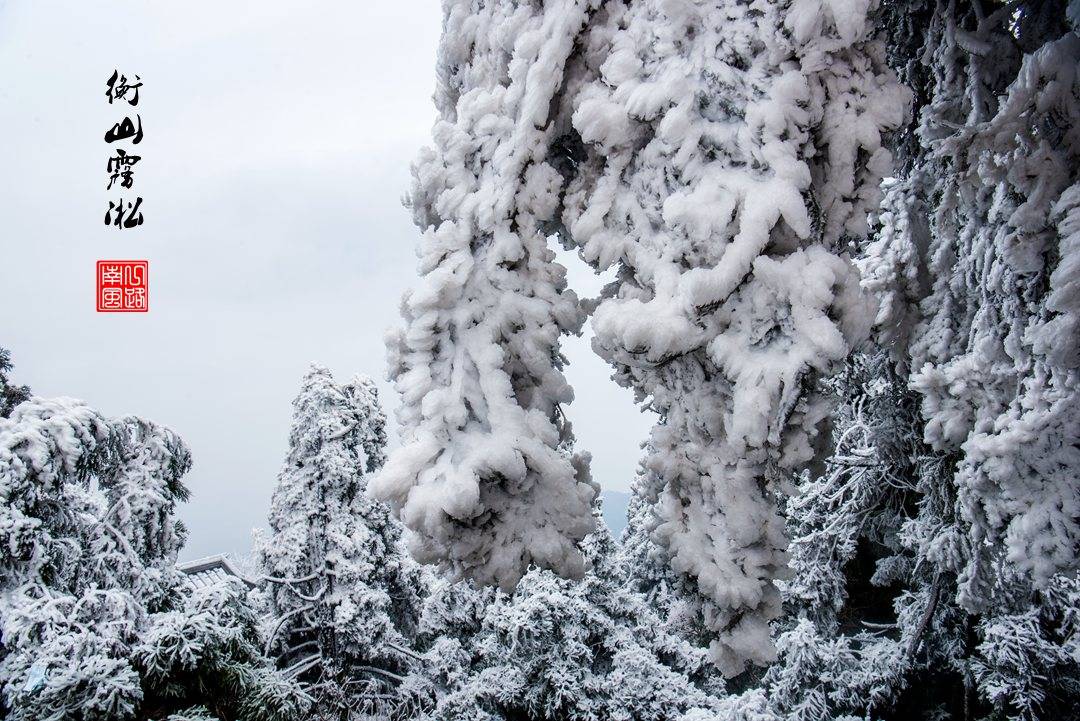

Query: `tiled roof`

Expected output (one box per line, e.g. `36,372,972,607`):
177,554,259,590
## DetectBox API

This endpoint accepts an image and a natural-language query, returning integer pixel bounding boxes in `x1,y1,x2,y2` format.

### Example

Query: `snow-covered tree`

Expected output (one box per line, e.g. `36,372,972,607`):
407,514,723,721
759,353,935,720
372,0,601,591
397,570,496,720
766,351,1080,721
565,0,907,675
0,398,181,720
878,0,1078,709
384,0,909,676
760,3,1080,719
0,347,30,419
0,395,305,721
258,365,421,717
384,0,1078,702
138,578,312,721
906,3,1078,607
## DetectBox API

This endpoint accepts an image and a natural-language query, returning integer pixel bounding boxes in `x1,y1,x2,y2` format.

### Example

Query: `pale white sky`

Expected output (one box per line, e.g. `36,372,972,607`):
0,0,652,560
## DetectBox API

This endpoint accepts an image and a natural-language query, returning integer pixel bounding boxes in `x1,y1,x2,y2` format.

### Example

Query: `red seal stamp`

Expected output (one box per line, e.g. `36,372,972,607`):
96,260,148,312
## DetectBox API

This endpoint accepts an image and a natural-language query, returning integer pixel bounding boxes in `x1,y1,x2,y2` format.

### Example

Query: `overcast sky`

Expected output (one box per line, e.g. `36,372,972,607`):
0,0,653,561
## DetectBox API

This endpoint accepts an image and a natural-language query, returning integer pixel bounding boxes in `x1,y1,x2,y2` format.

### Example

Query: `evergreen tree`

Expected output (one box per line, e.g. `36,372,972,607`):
0,396,305,721
258,365,421,718
762,3,1080,719
138,577,312,721
409,516,723,721
0,346,30,419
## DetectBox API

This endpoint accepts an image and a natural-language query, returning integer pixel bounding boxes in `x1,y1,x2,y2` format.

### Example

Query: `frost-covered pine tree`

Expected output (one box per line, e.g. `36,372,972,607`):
372,0,601,590
559,0,909,675
903,0,1079,607
0,346,30,419
384,0,909,676
258,365,421,717
759,352,937,720
138,577,312,721
874,1,1079,716
0,395,305,721
761,2,1080,719
396,570,495,720
407,514,723,721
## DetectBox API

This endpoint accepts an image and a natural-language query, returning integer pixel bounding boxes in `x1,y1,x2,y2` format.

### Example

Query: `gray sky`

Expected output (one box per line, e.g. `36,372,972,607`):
0,0,653,561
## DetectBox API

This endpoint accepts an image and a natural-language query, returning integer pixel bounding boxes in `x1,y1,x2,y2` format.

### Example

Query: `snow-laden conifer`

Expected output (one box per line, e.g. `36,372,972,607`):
559,0,909,674
258,365,421,716
372,0,601,590
0,396,304,721
906,17,1079,605
408,516,722,721
864,0,1079,636
382,0,1078,690
763,3,1080,718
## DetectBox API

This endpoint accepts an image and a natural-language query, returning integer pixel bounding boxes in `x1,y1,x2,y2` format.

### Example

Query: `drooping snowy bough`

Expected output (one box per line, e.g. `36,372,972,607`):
562,0,909,674
373,0,601,589
863,1,1080,612
0,397,309,721
382,0,908,674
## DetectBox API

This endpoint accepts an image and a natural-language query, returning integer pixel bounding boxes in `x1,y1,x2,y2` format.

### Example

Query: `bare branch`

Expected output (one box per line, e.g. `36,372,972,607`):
906,575,942,659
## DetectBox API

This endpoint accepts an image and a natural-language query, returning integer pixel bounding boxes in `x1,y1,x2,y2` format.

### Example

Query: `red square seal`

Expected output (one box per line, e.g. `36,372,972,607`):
96,260,148,312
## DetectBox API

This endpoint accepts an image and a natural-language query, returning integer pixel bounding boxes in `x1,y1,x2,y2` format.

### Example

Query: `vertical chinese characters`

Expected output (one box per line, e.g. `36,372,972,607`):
104,70,144,228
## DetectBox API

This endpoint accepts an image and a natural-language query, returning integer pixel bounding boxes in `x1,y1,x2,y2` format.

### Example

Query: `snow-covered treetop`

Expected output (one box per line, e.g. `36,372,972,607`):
0,397,191,593
0,347,30,419
259,364,422,689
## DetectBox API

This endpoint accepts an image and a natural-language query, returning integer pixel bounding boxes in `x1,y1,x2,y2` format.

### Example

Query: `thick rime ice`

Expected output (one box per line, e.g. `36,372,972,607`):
915,31,1080,605
384,0,906,673
867,6,1080,610
561,0,907,674
382,0,1075,684
373,0,600,589
0,396,308,721
258,365,420,702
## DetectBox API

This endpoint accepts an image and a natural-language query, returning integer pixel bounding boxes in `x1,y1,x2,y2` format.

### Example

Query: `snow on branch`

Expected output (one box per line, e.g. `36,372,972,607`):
372,0,601,589
560,0,909,675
